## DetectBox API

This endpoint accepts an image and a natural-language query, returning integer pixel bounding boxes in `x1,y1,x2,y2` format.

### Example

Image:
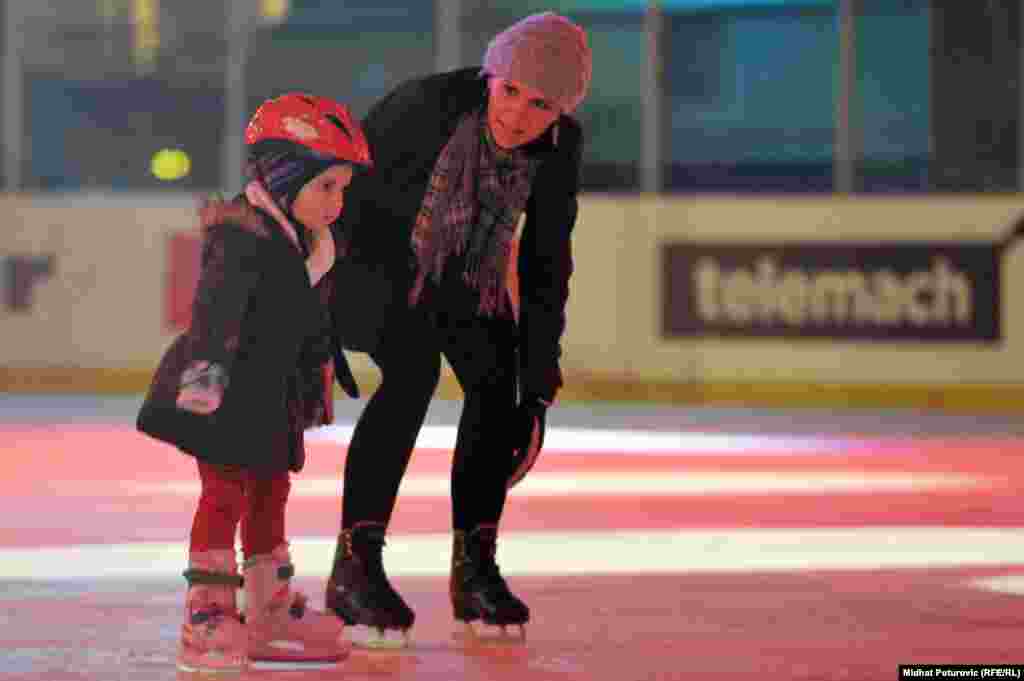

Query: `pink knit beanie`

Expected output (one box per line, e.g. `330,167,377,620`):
482,12,593,114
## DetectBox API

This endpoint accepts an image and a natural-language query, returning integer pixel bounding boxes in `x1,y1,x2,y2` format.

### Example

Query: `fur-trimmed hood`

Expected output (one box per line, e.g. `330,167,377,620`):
198,195,273,239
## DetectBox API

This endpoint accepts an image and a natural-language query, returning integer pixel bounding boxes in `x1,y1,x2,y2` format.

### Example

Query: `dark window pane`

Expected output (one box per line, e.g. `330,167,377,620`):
21,1,228,191
855,0,930,193
665,4,838,193
928,1,1020,193
573,11,644,192
246,1,436,121
27,77,224,190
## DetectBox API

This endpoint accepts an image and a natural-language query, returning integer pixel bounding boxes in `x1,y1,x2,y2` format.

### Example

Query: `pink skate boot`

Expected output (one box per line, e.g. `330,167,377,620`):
243,544,349,669
177,550,247,674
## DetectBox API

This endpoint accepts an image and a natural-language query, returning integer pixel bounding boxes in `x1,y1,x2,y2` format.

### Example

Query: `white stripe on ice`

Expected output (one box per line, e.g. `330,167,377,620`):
967,575,1024,595
4,528,1024,580
138,471,984,498
306,425,848,454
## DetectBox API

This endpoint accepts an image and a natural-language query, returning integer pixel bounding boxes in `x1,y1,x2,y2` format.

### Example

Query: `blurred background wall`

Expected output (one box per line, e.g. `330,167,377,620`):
2,0,1023,411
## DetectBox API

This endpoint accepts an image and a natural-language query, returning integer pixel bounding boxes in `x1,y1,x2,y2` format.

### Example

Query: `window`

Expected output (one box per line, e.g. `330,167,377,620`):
6,2,1016,195
855,0,930,192
665,2,838,192
246,1,436,122
22,1,228,191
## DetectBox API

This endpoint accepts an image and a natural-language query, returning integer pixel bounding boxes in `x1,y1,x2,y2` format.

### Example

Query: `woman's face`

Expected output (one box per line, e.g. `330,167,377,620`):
291,164,354,233
487,77,560,150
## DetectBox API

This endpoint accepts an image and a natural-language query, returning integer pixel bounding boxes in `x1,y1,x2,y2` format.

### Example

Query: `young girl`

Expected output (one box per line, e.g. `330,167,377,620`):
137,93,371,673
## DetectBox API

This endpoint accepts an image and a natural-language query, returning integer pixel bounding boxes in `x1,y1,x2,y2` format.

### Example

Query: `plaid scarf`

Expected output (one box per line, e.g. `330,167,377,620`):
408,109,537,317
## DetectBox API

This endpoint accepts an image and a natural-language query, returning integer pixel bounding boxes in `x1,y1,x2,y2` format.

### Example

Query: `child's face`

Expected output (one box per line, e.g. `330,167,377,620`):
487,77,560,150
292,164,354,233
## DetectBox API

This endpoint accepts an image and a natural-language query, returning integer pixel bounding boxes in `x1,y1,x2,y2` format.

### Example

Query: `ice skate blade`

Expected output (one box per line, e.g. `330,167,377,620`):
176,656,247,675
249,659,341,671
247,642,348,670
347,624,412,650
453,620,527,646
176,667,245,675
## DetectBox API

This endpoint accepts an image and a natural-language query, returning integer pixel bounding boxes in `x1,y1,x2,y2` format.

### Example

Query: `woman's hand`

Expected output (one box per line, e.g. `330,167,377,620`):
506,395,550,488
306,227,336,285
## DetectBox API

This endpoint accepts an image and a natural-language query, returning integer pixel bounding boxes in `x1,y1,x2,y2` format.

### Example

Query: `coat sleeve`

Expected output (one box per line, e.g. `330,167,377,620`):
330,76,431,272
184,224,264,383
329,72,462,354
517,120,584,403
358,77,431,174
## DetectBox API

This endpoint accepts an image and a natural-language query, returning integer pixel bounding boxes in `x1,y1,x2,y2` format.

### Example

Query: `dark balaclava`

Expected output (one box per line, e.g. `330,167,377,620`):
245,138,338,214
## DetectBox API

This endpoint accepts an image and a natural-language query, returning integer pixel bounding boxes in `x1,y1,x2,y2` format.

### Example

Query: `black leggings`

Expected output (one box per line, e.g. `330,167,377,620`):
341,303,518,532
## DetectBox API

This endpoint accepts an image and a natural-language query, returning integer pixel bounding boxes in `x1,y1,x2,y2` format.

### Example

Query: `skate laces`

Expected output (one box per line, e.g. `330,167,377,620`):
482,556,510,593
288,591,308,618
355,532,387,577
470,535,512,594
353,531,406,604
264,579,313,620
190,604,232,627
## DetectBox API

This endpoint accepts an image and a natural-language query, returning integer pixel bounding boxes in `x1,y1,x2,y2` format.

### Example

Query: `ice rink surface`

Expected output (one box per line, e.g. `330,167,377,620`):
3,395,1024,680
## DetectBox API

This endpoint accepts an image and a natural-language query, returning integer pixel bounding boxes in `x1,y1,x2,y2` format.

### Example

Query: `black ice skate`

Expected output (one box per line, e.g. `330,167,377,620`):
450,524,529,644
325,522,414,648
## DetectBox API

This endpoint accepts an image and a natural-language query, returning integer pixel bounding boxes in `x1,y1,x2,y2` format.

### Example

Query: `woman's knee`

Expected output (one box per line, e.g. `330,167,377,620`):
458,374,517,453
380,347,441,397
462,364,516,408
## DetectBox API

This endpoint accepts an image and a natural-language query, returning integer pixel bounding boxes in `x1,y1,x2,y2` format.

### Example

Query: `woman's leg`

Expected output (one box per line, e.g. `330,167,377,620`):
327,307,439,644
443,317,529,635
450,378,514,531
443,317,517,532
341,307,441,530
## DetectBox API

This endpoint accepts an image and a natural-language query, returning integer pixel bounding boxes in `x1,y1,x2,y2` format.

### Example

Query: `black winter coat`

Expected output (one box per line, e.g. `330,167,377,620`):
330,67,583,402
137,199,336,473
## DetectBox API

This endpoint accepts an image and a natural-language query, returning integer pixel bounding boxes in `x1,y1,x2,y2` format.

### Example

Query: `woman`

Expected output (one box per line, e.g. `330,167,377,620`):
325,12,592,645
137,93,370,672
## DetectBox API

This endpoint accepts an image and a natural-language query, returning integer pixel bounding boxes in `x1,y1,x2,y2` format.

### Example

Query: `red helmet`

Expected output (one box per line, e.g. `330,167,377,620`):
245,93,372,168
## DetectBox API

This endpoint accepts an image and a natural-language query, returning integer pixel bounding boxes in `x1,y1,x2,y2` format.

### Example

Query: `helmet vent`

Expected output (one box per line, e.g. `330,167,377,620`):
325,113,353,142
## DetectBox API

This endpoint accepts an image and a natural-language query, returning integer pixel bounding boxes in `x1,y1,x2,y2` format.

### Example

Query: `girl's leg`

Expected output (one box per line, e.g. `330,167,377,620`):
241,469,348,664
239,470,290,560
191,461,245,553
179,462,247,673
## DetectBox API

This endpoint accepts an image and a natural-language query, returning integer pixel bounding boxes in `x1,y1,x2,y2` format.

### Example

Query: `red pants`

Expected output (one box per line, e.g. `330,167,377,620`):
189,461,290,559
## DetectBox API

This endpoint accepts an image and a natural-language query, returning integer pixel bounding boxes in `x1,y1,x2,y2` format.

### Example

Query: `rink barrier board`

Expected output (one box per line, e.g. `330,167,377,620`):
2,366,1024,413
5,194,1024,391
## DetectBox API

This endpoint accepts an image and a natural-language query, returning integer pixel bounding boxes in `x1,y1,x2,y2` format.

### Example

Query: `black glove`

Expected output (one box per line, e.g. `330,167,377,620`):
329,331,360,399
507,395,549,489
